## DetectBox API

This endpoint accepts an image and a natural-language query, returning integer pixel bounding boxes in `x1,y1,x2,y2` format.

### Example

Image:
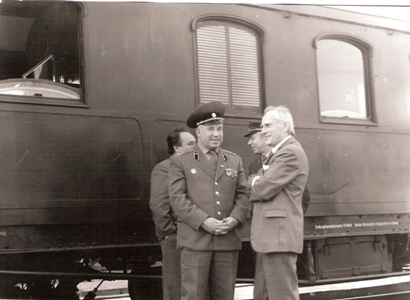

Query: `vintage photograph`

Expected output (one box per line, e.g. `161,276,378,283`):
0,1,409,299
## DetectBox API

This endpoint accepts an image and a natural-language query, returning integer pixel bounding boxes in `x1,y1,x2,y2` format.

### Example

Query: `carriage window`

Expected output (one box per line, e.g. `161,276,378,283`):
194,19,264,112
316,36,374,124
0,1,82,105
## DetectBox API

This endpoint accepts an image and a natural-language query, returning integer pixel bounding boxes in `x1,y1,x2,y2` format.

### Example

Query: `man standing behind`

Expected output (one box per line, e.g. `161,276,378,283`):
149,128,196,300
169,102,249,300
245,121,273,176
244,121,272,300
250,106,308,300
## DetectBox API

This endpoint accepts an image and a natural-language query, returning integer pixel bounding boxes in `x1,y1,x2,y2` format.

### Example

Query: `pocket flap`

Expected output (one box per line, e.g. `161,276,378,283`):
264,209,287,218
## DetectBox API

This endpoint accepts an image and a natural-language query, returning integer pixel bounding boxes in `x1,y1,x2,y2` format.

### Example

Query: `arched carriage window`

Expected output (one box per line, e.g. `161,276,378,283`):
315,34,375,125
193,16,265,112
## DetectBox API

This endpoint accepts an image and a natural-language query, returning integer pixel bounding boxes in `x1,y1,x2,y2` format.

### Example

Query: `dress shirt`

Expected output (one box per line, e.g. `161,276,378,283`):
253,135,292,185
270,135,292,155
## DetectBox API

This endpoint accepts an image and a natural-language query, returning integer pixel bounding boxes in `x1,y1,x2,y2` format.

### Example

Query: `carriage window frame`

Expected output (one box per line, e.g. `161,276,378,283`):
314,33,376,126
0,1,85,108
192,15,266,116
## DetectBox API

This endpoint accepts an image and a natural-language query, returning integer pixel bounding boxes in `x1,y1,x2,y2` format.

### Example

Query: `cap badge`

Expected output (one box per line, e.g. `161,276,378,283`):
212,113,216,118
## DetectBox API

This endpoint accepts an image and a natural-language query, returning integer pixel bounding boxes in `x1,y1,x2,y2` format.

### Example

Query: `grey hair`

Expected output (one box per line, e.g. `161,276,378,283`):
264,106,295,136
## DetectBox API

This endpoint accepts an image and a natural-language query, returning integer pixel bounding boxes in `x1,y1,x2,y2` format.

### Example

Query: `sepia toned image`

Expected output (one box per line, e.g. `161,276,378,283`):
0,1,409,299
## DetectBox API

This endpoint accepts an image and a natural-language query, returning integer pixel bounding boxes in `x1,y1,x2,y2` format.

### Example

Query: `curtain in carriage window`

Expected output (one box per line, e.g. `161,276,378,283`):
195,20,263,109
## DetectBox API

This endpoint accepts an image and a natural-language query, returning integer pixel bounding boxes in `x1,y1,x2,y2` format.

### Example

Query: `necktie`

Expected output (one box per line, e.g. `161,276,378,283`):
208,150,217,172
262,155,268,165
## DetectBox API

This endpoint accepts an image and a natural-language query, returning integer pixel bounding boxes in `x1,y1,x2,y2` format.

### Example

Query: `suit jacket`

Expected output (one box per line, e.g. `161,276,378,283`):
149,158,178,239
247,152,274,189
249,156,262,175
169,144,249,251
250,137,308,254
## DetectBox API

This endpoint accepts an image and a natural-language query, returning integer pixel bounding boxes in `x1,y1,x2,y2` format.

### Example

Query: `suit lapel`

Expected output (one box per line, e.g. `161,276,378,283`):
265,151,274,165
271,136,296,162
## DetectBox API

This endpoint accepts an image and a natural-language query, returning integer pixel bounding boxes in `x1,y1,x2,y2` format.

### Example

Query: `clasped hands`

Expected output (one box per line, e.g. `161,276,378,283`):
201,217,239,235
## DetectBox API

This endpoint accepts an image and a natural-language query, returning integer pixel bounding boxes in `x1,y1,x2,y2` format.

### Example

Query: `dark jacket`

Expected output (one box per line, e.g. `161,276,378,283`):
149,158,178,239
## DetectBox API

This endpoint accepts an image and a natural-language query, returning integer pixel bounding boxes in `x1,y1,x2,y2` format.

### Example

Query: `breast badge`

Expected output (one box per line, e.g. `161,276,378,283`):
225,168,237,178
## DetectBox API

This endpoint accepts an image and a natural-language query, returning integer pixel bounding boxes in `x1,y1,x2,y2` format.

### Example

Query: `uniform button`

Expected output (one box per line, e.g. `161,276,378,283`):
216,201,220,205
217,211,221,215
215,182,218,185
215,191,219,195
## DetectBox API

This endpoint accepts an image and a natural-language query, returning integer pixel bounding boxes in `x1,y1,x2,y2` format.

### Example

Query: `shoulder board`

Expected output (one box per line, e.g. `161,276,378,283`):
222,149,239,157
173,149,193,159
221,149,240,158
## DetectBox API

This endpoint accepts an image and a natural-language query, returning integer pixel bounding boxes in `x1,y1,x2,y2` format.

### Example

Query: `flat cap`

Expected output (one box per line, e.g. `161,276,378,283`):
186,101,225,128
244,121,261,137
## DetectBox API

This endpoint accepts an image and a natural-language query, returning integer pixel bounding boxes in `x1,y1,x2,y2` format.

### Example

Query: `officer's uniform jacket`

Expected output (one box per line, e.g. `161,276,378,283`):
250,137,308,254
169,144,249,251
248,156,262,176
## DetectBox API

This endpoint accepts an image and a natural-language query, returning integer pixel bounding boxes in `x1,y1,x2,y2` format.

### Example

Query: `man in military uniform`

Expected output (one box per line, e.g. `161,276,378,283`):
169,101,249,300
244,121,271,300
245,121,272,176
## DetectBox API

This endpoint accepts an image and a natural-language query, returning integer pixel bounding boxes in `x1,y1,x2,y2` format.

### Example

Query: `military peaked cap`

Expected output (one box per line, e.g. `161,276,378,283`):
244,121,262,137
186,101,225,128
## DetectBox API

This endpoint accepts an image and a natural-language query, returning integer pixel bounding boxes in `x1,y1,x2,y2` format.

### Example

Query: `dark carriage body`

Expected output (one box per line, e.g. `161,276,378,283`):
0,2,409,298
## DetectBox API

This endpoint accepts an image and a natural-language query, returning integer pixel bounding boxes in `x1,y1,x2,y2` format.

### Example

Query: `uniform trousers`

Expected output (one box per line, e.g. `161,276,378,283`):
160,233,181,300
260,252,299,300
180,249,238,300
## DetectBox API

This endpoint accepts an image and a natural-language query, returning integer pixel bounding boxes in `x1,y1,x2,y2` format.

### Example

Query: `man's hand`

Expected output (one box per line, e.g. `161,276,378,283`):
216,217,239,234
251,175,260,186
201,217,239,235
201,217,224,234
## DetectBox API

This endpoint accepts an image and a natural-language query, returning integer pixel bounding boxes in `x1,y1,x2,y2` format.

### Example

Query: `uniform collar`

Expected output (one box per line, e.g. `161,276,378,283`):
197,143,219,155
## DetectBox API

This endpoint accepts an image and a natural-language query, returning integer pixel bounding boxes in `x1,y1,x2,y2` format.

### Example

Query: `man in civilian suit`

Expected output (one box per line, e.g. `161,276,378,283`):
169,101,249,300
249,106,309,300
149,128,196,300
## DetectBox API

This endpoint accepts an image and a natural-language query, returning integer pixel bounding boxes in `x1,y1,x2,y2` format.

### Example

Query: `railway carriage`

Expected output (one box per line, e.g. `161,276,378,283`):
0,1,409,299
